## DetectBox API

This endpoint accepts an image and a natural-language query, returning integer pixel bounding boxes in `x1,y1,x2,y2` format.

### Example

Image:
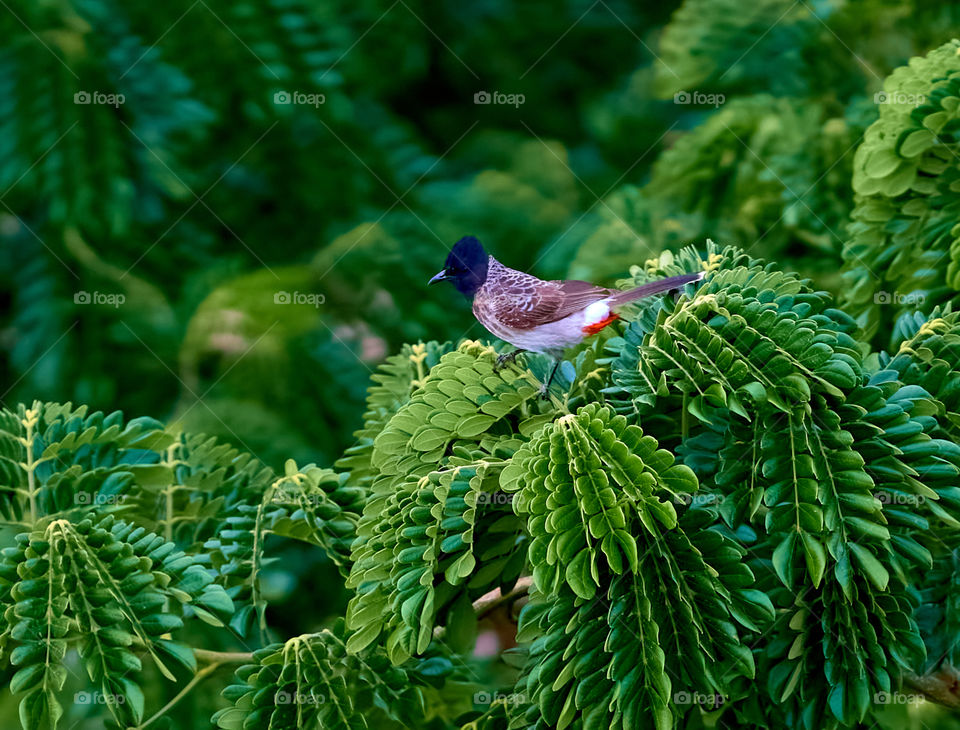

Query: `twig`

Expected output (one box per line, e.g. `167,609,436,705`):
472,576,533,620
193,648,255,664
905,665,960,710
134,661,223,730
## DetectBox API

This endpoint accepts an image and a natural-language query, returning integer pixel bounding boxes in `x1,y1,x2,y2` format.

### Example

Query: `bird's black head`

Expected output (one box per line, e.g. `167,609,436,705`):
428,236,489,297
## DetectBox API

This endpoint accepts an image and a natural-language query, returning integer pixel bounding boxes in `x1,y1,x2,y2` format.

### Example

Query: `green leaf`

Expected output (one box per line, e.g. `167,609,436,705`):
772,532,797,588
566,551,596,599
800,532,826,587
848,543,889,590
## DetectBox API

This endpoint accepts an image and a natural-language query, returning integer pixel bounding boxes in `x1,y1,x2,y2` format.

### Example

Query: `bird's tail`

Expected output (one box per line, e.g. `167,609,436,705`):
607,270,705,307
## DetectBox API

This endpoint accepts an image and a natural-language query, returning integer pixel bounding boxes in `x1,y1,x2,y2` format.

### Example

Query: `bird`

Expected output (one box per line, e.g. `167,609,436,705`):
429,236,705,396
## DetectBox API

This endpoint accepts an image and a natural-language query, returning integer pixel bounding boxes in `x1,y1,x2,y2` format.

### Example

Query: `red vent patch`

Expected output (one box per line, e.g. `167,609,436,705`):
582,313,620,335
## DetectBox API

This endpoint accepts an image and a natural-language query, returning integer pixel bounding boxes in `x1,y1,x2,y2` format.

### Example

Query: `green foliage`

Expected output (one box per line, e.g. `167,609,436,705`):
336,341,458,491
9,2,960,729
205,459,363,637
0,0,666,470
1,512,234,729
655,0,814,96
0,401,363,729
212,621,448,730
882,311,960,440
4,0,960,472
842,39,960,342
500,403,694,599
563,96,867,288
14,225,960,727
513,507,771,730
345,342,540,663
502,405,772,729
334,250,960,729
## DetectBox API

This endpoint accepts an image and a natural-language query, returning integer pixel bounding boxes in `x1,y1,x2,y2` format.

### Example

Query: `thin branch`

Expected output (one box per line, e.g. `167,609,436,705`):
432,576,534,641
24,407,38,525
905,665,960,710
134,661,222,730
193,648,256,664
473,575,533,621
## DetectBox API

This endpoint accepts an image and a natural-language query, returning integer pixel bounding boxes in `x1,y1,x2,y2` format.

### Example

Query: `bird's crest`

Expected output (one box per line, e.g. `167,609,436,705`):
435,236,489,296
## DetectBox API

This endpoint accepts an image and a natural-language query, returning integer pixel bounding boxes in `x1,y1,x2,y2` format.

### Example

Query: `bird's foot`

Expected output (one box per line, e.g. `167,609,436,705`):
494,349,524,372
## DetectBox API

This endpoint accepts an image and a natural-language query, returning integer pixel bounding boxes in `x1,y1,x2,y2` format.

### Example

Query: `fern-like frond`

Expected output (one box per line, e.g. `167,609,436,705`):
213,621,444,730
205,460,362,637
1,514,233,729
842,39,960,343
345,341,549,663
501,403,694,599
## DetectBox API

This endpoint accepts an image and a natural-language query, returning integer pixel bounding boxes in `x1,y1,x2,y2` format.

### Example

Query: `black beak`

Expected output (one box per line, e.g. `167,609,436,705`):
428,270,449,285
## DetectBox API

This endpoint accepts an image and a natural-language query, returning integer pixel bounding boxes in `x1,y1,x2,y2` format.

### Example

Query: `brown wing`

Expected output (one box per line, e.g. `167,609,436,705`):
484,269,612,329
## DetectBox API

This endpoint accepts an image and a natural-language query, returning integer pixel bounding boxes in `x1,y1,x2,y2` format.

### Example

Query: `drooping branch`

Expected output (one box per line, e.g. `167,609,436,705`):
905,665,960,710
472,575,533,620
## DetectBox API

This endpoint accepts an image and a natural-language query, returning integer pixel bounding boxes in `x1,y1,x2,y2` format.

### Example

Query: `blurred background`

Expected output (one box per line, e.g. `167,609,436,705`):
1,0,959,471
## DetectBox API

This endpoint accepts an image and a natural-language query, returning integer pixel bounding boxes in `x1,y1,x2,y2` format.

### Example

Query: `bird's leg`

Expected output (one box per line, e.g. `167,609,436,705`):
495,348,526,372
539,359,562,399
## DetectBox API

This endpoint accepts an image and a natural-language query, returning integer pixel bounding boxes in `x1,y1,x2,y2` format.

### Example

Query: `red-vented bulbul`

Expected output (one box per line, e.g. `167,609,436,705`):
430,236,704,395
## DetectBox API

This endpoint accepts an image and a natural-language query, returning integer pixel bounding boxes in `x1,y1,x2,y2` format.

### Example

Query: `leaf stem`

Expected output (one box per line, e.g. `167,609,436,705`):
193,648,255,663
24,407,38,525
163,442,177,544
134,661,223,730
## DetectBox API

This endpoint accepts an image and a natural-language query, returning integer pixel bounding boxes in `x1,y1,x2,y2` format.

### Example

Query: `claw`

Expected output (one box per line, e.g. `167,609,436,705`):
494,349,524,372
